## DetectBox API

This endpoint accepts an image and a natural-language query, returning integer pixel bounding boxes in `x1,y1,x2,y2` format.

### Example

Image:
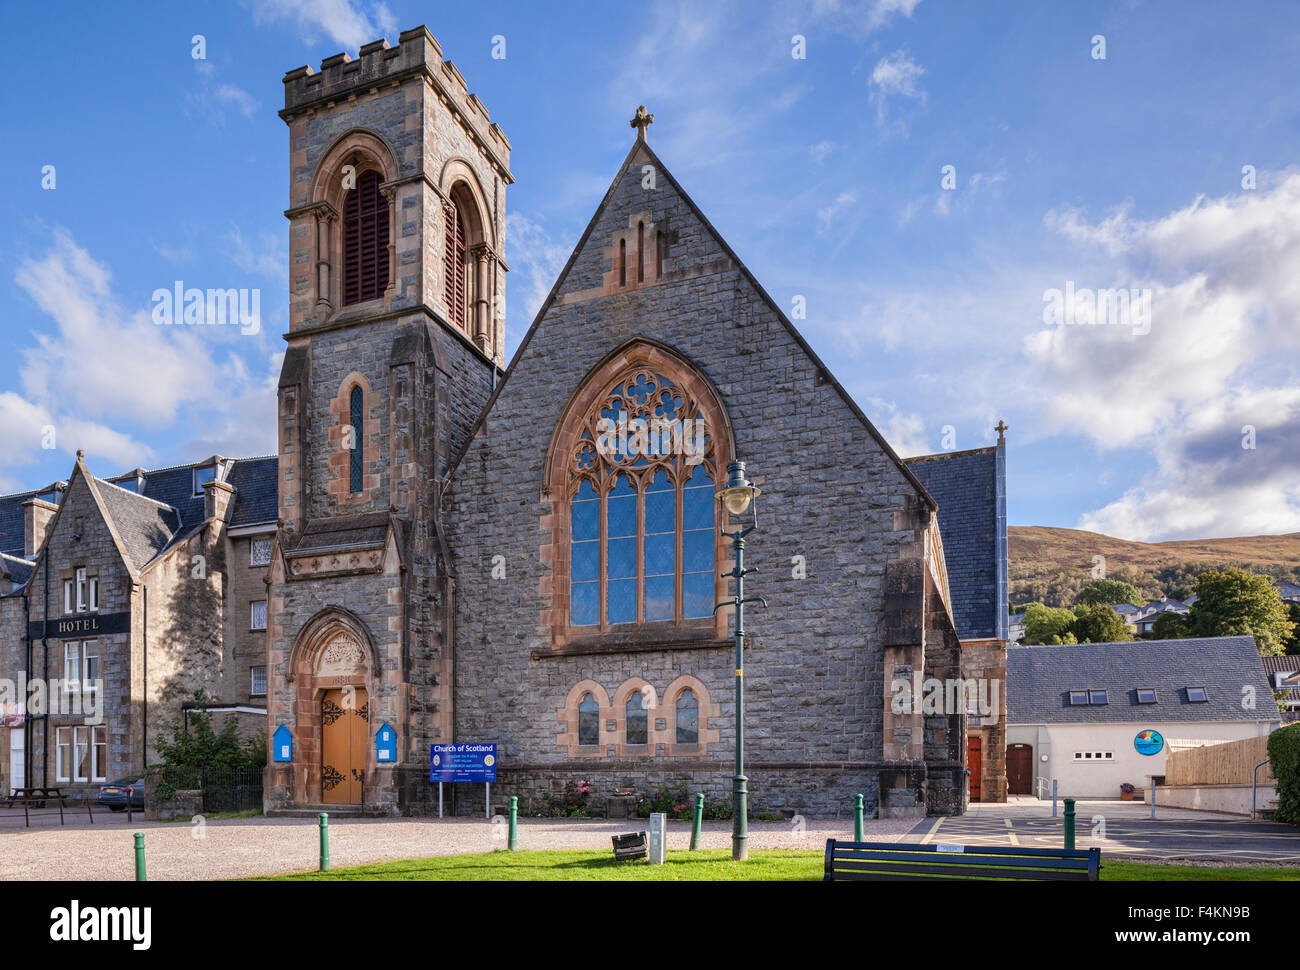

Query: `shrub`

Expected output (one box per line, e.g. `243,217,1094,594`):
1267,724,1300,825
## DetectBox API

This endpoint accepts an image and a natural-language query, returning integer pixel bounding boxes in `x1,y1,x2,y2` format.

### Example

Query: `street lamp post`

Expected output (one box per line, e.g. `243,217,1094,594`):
715,460,764,861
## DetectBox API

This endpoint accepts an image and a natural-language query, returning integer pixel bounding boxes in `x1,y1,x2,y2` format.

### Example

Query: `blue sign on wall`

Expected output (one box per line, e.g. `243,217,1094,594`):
1134,729,1165,756
430,743,497,782
376,722,397,763
273,724,293,763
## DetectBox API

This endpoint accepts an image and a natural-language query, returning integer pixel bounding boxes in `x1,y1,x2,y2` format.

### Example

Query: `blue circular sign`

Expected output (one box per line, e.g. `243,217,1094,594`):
1134,730,1164,756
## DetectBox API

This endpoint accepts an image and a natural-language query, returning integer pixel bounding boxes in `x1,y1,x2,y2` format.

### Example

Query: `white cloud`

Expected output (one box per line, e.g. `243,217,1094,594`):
251,0,397,50
808,0,924,39
215,84,260,119
10,230,278,469
505,213,574,330
869,50,926,133
1027,172,1300,539
809,140,836,163
862,396,930,457
817,191,858,234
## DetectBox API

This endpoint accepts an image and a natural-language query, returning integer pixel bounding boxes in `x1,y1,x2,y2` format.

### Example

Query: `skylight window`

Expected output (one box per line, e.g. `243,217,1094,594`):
1186,687,1208,703
1068,690,1089,706
1088,690,1108,705
1136,689,1157,704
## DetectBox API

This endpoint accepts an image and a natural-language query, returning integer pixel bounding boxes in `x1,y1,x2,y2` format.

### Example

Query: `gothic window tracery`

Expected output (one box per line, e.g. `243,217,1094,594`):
567,367,717,628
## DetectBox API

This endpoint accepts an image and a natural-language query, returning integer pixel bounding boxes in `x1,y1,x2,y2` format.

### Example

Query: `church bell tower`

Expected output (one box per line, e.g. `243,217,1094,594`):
264,26,510,814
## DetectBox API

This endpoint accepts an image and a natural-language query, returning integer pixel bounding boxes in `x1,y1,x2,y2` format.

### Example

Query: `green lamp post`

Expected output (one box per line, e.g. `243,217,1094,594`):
715,460,765,861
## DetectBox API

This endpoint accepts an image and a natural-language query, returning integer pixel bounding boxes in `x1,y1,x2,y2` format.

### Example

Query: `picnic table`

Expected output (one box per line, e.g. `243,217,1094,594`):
4,786,94,826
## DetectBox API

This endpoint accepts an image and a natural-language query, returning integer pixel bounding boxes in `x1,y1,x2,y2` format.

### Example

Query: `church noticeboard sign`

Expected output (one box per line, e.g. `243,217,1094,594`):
376,722,397,763
29,612,130,641
430,743,497,783
273,725,293,763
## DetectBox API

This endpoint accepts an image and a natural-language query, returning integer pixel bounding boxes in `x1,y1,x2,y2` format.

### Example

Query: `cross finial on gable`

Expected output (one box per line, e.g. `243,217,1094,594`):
995,420,1008,444
630,105,654,142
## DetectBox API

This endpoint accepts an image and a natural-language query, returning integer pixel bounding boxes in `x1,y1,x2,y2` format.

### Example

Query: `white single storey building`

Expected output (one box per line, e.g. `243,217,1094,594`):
1005,636,1279,799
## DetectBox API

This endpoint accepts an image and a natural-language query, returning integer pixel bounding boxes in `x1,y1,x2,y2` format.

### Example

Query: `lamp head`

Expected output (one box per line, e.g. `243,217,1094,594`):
716,460,760,516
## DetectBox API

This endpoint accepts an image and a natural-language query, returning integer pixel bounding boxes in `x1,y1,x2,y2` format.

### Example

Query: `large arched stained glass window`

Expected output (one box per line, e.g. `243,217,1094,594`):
626,690,648,745
676,689,699,744
566,367,717,628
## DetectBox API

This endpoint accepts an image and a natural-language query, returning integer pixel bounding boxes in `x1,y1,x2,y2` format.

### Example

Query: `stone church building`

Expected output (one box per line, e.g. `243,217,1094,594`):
0,24,1007,817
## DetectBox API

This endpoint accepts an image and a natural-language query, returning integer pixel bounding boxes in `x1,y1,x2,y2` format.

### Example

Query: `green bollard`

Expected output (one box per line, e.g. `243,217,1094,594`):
1063,797,1076,851
853,793,865,842
133,832,146,882
319,812,330,872
689,793,704,851
508,796,518,852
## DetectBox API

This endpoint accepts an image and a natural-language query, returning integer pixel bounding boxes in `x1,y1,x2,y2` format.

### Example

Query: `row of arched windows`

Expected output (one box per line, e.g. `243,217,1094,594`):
576,687,699,747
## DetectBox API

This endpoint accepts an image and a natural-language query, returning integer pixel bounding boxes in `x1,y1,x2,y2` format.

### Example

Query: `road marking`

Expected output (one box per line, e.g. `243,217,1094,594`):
921,818,942,844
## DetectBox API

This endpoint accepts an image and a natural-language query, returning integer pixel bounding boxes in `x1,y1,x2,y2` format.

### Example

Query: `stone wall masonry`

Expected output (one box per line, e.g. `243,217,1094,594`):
445,152,929,816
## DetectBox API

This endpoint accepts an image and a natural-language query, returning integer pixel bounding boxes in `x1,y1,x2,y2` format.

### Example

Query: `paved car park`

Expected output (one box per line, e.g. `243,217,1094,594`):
911,799,1300,864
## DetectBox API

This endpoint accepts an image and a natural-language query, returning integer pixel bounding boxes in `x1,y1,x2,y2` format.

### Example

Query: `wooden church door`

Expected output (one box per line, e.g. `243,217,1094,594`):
966,736,982,801
321,687,368,804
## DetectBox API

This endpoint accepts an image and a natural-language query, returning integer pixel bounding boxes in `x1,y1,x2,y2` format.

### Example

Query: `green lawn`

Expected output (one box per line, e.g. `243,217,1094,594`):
255,849,1300,882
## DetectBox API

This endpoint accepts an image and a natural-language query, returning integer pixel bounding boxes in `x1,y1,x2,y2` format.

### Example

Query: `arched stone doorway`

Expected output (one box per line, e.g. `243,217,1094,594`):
286,609,378,807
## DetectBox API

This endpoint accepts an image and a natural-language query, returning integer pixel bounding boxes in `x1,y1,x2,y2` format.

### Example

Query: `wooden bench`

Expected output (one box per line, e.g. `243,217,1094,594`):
823,839,1101,881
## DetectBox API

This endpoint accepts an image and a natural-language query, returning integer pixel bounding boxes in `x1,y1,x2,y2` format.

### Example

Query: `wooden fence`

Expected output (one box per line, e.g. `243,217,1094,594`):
1165,735,1274,786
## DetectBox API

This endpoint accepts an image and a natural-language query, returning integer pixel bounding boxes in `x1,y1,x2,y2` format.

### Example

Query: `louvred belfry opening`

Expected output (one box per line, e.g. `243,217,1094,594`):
342,169,389,306
444,201,468,329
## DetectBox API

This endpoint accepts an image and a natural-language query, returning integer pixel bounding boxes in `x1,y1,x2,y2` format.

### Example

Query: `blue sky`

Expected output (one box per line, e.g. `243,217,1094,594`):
2,0,1299,541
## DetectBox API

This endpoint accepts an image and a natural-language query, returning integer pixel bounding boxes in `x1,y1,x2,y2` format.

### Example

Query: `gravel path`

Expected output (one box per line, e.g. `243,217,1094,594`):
0,815,916,881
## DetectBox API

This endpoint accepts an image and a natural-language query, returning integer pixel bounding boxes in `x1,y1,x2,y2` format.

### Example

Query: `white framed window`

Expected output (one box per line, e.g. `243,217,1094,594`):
63,642,80,694
73,726,90,782
83,641,99,695
88,575,99,612
250,536,272,567
63,579,73,615
75,568,87,612
92,725,107,782
250,666,267,696
56,727,71,782
250,600,267,631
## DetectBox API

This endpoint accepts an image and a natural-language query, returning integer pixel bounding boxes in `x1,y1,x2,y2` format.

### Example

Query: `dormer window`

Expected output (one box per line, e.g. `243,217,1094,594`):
1186,687,1208,703
193,464,217,496
1136,688,1157,704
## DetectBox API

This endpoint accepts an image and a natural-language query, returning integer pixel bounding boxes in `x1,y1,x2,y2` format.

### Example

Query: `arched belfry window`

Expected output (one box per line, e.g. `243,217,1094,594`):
348,385,364,494
342,169,389,305
444,199,469,330
564,366,719,629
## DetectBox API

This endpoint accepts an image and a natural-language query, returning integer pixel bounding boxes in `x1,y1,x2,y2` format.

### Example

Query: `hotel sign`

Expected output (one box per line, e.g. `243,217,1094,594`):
28,612,130,640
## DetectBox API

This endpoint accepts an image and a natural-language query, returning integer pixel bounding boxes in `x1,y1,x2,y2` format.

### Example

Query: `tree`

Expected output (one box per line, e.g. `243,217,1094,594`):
1286,602,1300,655
1023,602,1078,645
154,689,266,775
1148,611,1191,640
1188,569,1296,657
1074,579,1142,609
1070,603,1132,643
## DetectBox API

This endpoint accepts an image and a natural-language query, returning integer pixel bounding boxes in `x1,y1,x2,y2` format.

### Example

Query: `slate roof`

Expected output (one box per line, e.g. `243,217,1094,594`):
228,456,279,527
1,552,33,588
1007,636,1276,725
0,456,279,569
93,479,181,572
904,446,1007,641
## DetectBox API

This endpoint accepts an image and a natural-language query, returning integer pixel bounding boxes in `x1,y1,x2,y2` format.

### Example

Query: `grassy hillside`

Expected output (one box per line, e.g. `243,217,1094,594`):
1009,526,1300,608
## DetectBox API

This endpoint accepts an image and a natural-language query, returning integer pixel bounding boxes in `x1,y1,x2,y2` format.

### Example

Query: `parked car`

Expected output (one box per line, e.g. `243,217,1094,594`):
97,776,145,811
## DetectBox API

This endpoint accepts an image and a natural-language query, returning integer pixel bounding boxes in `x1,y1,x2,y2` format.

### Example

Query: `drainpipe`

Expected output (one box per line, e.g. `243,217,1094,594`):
41,546,49,787
22,593,30,789
142,584,148,770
